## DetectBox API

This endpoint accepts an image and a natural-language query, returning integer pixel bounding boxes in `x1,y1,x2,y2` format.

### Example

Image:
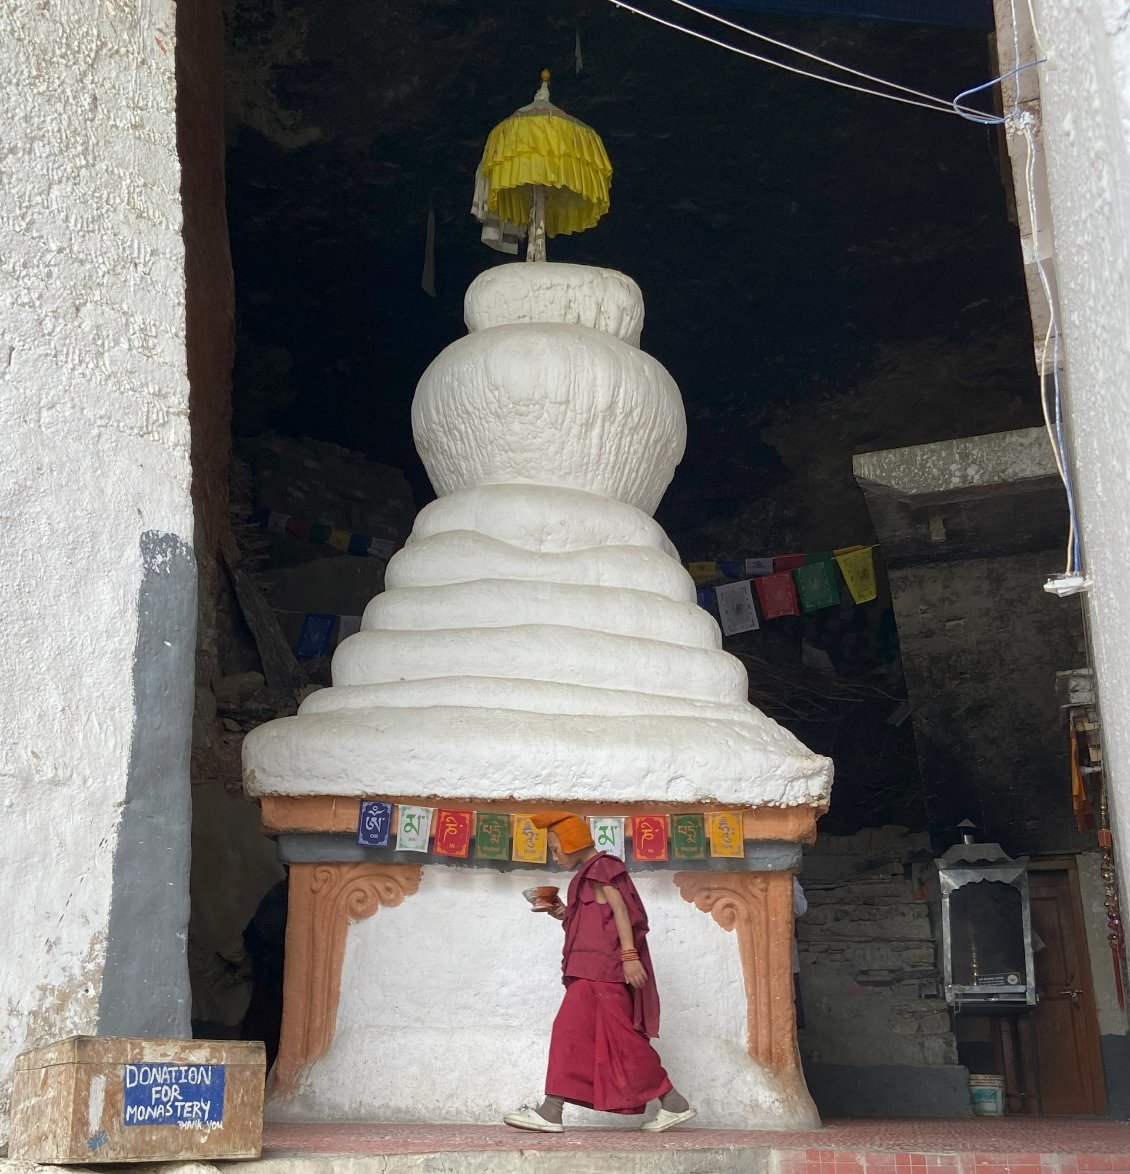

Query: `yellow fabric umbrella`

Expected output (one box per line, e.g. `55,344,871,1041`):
472,70,612,261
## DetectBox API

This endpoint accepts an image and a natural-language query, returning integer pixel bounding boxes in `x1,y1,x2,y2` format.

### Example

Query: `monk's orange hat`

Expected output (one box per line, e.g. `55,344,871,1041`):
530,811,594,854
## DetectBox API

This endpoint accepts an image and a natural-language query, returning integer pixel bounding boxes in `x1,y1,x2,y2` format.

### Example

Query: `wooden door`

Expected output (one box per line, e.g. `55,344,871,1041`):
1028,867,1107,1114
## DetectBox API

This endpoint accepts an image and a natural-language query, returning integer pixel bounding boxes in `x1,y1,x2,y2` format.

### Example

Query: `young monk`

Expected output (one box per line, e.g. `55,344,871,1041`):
503,810,696,1134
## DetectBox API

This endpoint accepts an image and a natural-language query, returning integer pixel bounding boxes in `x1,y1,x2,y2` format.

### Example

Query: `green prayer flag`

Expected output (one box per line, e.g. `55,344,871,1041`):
309,522,332,545
474,812,510,860
671,812,707,861
794,559,839,612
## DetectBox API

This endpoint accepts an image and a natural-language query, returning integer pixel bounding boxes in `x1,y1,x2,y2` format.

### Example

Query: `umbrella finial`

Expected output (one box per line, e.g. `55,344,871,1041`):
536,68,551,101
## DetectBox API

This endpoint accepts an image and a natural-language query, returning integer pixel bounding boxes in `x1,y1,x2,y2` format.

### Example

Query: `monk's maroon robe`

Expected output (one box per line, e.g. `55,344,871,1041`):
545,852,672,1113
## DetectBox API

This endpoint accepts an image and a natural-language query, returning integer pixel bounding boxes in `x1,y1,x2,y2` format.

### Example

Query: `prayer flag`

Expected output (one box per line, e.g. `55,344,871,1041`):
511,815,547,864
267,510,290,535
286,516,311,541
631,815,669,862
589,816,625,860
754,571,799,619
327,529,351,553
433,809,473,858
294,613,335,658
718,560,743,579
368,537,396,560
671,813,707,861
715,579,760,635
687,561,721,585
744,557,775,577
397,805,433,852
794,558,840,613
474,812,510,860
348,533,371,557
708,811,745,858
309,523,332,546
357,800,392,847
773,553,806,572
337,614,362,641
835,546,878,604
696,587,715,612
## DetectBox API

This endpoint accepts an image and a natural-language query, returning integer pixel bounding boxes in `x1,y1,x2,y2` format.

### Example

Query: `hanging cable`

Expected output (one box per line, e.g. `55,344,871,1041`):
607,0,1041,123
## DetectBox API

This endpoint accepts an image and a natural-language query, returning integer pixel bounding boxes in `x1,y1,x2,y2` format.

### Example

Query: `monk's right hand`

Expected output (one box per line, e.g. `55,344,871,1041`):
548,899,566,920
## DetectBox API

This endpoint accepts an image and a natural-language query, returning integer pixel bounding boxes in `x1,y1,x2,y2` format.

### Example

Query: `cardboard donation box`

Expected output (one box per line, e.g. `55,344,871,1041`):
9,1037,265,1164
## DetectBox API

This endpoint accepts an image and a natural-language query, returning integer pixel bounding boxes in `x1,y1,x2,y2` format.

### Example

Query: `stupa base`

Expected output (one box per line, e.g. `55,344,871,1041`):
263,802,821,1132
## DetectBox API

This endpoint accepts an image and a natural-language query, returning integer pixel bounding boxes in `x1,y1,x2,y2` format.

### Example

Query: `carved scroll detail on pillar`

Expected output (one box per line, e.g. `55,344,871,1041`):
674,871,798,1075
273,862,422,1094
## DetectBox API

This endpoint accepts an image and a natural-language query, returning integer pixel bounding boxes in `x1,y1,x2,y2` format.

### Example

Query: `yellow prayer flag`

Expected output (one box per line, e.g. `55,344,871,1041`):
327,529,351,552
835,546,878,604
687,561,721,586
511,814,548,864
708,810,745,858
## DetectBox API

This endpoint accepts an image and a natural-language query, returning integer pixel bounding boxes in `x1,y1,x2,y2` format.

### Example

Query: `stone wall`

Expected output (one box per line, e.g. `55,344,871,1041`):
798,827,971,1116
0,0,194,1139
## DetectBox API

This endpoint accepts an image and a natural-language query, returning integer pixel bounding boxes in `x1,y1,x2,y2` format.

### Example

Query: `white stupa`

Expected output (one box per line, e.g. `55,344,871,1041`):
244,263,831,808
243,261,832,1129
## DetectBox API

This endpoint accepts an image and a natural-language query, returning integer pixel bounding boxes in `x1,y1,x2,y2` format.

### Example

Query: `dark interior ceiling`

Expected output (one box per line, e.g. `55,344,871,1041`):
224,0,1040,547
222,0,1047,833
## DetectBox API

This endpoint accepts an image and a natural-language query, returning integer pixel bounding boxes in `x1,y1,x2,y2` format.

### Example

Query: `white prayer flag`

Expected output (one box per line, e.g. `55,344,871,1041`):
397,805,433,852
589,816,625,860
368,538,396,560
744,557,775,577
267,510,290,534
716,579,760,636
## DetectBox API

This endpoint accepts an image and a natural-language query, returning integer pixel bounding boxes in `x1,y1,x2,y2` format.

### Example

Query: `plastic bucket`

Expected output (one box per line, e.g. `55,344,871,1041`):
969,1073,1006,1116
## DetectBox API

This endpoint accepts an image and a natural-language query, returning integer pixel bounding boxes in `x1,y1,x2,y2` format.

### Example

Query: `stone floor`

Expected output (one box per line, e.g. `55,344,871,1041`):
7,1118,1130,1174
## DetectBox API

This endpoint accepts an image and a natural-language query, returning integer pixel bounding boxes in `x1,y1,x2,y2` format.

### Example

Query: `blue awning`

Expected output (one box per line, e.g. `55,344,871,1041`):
701,0,994,28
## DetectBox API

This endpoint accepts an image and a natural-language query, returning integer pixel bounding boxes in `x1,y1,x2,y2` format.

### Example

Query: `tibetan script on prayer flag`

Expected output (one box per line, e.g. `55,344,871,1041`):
433,809,473,858
357,801,393,847
835,546,878,604
744,557,775,577
589,816,625,860
754,571,799,619
631,815,669,862
715,579,760,635
396,805,433,852
794,559,840,613
671,813,707,860
474,812,510,859
511,815,547,864
709,811,745,858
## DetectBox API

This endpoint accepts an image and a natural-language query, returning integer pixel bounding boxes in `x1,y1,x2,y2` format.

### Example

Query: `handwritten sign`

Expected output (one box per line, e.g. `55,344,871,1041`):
357,801,392,847
123,1063,225,1127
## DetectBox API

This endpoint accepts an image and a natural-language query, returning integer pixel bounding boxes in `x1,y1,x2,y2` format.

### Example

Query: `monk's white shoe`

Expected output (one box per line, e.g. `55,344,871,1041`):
502,1107,564,1133
641,1106,697,1132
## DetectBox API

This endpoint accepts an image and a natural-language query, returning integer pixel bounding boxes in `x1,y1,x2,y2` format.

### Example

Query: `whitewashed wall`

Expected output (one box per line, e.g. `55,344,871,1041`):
0,0,194,1138
1032,0,1130,940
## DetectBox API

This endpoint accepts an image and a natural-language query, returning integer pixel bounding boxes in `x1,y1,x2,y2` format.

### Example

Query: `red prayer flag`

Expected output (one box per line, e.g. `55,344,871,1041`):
773,553,806,572
755,570,800,619
631,815,669,862
433,809,473,858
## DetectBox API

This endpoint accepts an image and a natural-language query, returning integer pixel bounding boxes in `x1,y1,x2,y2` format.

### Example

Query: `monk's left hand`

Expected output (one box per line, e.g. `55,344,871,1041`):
623,959,648,988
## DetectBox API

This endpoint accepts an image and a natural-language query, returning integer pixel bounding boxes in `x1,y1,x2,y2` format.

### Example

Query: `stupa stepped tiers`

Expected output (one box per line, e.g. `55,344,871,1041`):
243,262,833,1130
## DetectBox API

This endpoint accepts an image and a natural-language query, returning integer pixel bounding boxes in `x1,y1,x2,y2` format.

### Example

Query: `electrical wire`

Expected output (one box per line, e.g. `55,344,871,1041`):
607,0,1040,123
